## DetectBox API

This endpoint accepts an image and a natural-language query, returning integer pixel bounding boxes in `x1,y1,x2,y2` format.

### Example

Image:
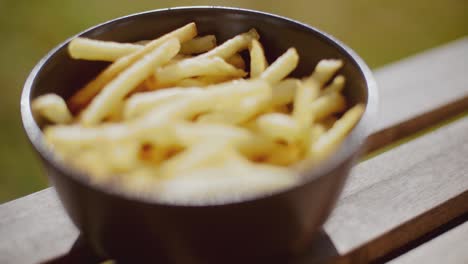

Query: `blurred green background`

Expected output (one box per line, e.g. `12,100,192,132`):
0,0,466,203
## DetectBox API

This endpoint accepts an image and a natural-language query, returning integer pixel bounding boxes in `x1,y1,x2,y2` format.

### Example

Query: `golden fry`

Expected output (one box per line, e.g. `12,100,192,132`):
124,87,203,119
249,39,267,78
180,35,217,54
198,29,259,59
271,78,300,106
80,38,181,125
260,48,299,84
155,57,246,86
310,104,365,160
292,80,320,130
39,24,362,202
250,113,301,144
226,54,246,69
322,75,345,95
31,93,73,124
307,59,343,85
68,38,141,61
67,23,197,112
310,92,346,121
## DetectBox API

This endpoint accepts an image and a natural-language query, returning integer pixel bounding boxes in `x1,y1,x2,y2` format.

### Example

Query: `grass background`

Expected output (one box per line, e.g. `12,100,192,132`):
0,0,466,203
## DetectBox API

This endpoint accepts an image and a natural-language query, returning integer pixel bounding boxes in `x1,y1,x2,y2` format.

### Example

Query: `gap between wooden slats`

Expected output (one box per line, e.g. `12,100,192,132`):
323,115,468,263
388,218,468,264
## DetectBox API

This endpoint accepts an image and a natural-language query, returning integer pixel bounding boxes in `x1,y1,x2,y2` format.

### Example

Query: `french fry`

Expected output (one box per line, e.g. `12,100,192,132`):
249,39,268,78
322,75,345,95
172,121,276,157
137,79,270,125
265,144,301,166
155,57,246,86
31,93,73,124
198,29,259,59
205,79,271,109
310,104,365,160
307,59,343,85
156,152,296,204
105,100,124,122
310,92,346,121
197,90,271,124
123,87,203,119
250,113,301,144
260,48,299,84
80,38,181,125
271,78,300,106
158,140,232,178
180,35,217,54
39,24,362,202
68,38,141,61
226,54,246,69
292,60,344,133
67,23,197,112
195,76,233,85
175,78,211,87
319,116,338,129
309,124,326,144
292,80,320,128
68,35,216,61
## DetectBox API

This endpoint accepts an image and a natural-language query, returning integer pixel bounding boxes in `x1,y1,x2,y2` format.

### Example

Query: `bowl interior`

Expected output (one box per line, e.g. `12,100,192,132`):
23,7,376,204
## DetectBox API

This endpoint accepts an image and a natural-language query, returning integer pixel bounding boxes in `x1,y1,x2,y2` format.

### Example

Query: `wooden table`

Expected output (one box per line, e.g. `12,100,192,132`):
1,37,467,264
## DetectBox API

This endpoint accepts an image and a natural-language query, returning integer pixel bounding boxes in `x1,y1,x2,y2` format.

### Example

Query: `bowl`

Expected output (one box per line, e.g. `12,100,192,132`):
21,6,377,263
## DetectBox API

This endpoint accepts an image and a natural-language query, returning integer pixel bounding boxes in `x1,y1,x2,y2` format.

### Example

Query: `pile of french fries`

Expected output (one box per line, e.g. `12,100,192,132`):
32,22,364,204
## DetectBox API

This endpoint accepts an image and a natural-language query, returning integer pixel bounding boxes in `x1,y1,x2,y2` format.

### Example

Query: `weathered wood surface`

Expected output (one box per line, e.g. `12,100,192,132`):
0,190,78,264
325,115,468,263
388,220,468,264
367,37,468,151
0,37,467,264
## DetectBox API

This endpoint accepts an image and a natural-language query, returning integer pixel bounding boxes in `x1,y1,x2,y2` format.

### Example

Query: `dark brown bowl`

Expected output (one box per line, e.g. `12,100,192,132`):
21,6,378,263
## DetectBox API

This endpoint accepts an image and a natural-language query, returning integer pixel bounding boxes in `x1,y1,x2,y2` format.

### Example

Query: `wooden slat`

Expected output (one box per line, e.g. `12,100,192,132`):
324,115,468,263
0,189,78,264
1,37,467,263
388,220,468,264
367,37,468,151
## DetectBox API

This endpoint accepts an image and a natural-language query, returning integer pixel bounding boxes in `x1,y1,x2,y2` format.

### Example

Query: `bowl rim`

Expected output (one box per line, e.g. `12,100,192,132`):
21,6,378,207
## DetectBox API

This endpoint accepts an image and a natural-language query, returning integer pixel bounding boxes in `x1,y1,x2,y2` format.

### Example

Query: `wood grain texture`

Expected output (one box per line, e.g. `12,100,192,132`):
1,37,468,263
367,37,468,152
388,220,468,264
324,115,468,263
0,189,78,264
